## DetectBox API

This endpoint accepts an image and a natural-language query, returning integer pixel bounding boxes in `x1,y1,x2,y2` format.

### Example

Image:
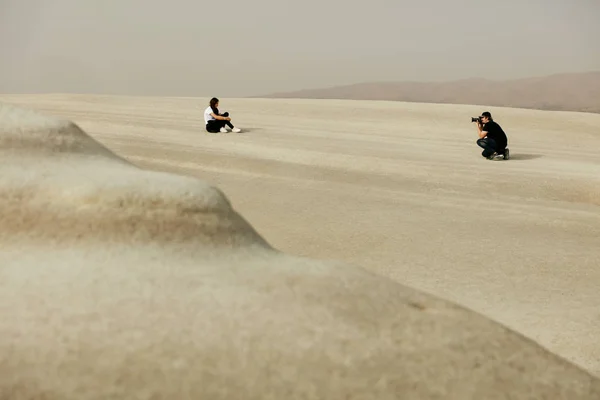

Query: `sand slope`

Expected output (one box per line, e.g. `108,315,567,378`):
0,95,599,399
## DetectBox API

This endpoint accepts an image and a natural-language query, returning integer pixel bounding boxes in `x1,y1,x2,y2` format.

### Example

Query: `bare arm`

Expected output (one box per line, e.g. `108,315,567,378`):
476,123,487,139
210,112,230,121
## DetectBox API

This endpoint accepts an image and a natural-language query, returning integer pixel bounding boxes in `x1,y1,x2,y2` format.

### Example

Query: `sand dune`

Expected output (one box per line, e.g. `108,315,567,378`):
260,71,600,114
1,95,599,399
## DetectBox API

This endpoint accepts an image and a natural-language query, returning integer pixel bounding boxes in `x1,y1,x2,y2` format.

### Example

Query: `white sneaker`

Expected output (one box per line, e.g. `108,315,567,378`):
220,127,228,133
232,127,241,133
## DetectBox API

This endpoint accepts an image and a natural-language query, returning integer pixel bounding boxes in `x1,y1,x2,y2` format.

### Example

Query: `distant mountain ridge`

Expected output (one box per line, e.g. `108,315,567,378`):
257,71,600,114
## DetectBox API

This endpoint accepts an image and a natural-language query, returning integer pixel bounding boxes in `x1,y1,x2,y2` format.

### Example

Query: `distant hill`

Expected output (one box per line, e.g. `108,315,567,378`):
257,71,600,114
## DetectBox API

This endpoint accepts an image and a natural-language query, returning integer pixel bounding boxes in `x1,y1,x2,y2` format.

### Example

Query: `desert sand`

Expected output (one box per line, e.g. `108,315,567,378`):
1,94,599,399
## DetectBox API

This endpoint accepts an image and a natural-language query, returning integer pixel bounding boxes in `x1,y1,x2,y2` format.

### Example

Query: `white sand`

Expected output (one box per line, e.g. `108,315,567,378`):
1,94,599,399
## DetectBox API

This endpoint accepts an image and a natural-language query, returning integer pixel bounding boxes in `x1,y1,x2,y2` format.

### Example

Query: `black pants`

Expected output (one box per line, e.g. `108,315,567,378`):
206,112,234,133
477,138,504,158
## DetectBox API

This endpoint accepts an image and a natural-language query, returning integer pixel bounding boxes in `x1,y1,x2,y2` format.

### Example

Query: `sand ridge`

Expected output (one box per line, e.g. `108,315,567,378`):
0,96,599,399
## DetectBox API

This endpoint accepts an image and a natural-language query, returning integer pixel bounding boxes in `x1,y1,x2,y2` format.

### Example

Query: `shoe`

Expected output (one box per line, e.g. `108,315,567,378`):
220,127,228,133
503,148,510,160
232,127,241,133
486,152,498,160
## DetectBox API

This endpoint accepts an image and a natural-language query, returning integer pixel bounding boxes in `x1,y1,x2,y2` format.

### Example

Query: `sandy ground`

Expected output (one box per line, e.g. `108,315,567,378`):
2,93,599,377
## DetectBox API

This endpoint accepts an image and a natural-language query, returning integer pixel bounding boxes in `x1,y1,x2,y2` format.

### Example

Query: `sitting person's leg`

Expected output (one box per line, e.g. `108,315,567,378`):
476,138,498,158
208,112,241,133
223,112,242,133
219,112,235,130
206,119,225,133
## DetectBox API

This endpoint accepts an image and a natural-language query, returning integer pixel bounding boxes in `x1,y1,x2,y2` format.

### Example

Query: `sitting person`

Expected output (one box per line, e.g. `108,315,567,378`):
204,97,242,133
474,111,509,160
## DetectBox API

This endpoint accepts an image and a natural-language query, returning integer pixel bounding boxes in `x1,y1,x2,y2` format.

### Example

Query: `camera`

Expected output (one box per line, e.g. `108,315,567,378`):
471,116,482,123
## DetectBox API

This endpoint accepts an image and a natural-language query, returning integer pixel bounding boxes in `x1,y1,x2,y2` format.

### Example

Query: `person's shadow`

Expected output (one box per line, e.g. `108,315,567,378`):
509,153,543,161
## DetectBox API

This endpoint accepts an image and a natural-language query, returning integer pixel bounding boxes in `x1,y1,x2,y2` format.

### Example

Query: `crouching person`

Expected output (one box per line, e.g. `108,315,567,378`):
474,111,509,160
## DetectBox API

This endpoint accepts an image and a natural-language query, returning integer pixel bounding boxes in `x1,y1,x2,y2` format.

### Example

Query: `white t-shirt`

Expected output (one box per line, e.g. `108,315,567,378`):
204,106,216,124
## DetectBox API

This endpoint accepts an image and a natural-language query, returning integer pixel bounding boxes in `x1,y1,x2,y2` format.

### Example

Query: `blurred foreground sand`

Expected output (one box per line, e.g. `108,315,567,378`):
2,94,599,377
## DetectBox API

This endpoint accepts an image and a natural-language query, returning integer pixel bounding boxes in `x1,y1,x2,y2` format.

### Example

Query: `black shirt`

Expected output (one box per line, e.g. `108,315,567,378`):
483,120,508,150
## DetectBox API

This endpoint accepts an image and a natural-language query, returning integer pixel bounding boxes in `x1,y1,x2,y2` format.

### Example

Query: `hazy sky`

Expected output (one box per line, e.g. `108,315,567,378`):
1,0,599,97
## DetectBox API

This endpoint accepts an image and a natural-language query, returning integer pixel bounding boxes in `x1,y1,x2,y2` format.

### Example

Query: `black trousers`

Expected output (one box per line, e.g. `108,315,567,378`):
206,112,234,133
477,138,503,158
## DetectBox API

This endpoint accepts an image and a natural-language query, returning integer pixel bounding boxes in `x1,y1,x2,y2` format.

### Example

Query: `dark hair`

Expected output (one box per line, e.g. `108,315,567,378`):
209,97,219,114
481,111,492,120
